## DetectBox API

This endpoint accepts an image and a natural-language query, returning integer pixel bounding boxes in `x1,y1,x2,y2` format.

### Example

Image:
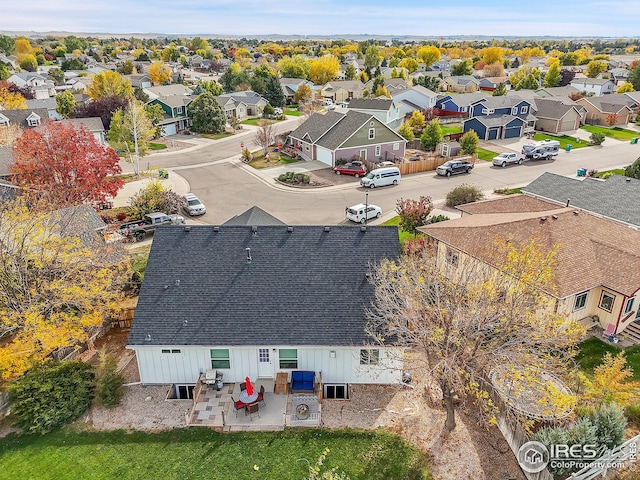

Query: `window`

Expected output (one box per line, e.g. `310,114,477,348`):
279,349,298,369
368,128,375,140
573,292,588,311
446,248,459,266
375,145,381,157
393,142,399,151
176,106,183,114
324,384,348,399
520,106,528,114
482,108,488,114
360,349,379,365
360,149,367,160
27,116,40,127
512,107,518,115
599,292,615,313
210,349,230,369
624,298,635,315
162,349,181,354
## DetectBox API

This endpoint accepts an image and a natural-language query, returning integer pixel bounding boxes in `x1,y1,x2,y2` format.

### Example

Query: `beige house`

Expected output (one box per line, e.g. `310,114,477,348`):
320,81,365,103
420,195,640,337
575,97,632,126
442,75,480,93
533,99,582,134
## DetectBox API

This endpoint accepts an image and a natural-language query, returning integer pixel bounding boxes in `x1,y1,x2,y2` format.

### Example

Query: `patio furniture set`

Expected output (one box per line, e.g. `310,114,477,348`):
232,377,265,421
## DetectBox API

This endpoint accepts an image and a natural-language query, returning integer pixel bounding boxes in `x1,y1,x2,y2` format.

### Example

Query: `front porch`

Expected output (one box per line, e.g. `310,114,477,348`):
187,377,322,432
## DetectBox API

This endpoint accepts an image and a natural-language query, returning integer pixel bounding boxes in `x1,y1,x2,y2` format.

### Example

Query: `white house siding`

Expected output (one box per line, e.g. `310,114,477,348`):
131,345,404,386
315,146,333,166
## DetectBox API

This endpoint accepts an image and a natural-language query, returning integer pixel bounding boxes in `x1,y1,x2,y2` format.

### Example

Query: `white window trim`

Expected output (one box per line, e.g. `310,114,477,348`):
375,145,381,156
623,297,635,315
360,349,380,365
393,142,399,151
598,291,615,313
446,248,459,266
573,291,588,312
368,128,375,140
520,106,528,114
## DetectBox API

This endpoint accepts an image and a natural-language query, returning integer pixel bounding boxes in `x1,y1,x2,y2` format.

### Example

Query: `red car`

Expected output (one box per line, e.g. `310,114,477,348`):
333,161,367,177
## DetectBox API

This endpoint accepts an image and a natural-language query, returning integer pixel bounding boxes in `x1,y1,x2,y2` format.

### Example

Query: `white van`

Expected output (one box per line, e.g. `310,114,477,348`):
360,167,401,188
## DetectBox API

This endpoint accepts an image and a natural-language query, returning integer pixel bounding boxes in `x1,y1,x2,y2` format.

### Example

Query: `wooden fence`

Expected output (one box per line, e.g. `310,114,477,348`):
364,154,467,177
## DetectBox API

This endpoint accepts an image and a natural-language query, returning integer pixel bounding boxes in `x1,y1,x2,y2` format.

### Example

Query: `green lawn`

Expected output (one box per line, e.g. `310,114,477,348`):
581,125,640,142
533,133,589,150
476,147,498,161
576,337,640,380
441,124,462,136
383,216,419,245
284,109,302,116
0,428,431,480
493,186,522,195
241,117,286,126
593,169,626,179
201,132,234,140
148,142,167,150
248,152,300,169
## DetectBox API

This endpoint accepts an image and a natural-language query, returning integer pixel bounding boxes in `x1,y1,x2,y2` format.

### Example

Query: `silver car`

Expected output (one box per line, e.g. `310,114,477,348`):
183,193,206,216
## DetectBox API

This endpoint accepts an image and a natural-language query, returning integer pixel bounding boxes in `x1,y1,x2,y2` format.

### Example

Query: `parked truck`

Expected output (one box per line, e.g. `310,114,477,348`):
118,212,185,242
521,139,561,160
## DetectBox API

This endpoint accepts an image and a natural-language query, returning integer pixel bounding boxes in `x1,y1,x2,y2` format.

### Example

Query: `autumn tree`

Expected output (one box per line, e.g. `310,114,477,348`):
483,62,504,78
148,61,173,85
543,59,562,88
578,352,640,407
19,55,37,72
0,123,22,147
0,82,27,109
417,46,440,67
482,47,503,66
198,79,223,96
108,100,155,175
0,198,129,383
397,121,414,141
11,121,124,207
616,82,634,93
408,110,426,130
606,113,618,127
364,45,381,71
55,90,76,118
420,119,443,152
366,238,585,433
73,95,128,130
129,179,183,215
47,67,66,86
309,55,340,85
254,119,277,156
585,60,608,78
277,54,311,79
559,68,576,87
395,196,434,236
344,64,356,80
459,130,479,155
398,57,419,74
87,71,133,100
294,83,312,105
492,82,507,96
188,91,227,134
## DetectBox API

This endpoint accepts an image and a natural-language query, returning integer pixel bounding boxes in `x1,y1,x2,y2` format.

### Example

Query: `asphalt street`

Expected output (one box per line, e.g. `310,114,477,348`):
148,123,640,226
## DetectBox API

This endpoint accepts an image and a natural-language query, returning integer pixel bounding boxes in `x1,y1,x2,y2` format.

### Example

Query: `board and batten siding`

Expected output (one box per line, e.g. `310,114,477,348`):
130,345,403,385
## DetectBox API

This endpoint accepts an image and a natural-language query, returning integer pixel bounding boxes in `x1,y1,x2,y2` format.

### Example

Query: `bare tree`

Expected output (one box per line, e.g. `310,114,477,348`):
365,237,585,434
254,119,277,156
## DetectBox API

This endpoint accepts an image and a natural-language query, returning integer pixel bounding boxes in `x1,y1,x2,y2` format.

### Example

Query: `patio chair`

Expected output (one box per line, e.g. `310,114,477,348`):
232,397,246,418
239,382,247,392
257,385,266,406
247,402,260,421
602,324,616,338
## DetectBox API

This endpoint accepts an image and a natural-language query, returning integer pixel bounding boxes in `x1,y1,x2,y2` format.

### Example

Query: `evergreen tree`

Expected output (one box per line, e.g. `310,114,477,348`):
188,92,227,133
263,75,286,108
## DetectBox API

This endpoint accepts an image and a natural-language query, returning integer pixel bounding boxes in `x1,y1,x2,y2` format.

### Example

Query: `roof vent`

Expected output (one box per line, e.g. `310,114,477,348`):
540,217,547,222
552,215,558,220
182,320,188,327
324,226,330,232
251,226,258,235
287,226,294,233
145,334,152,342
175,279,180,286
164,285,169,290
573,210,580,215
214,226,220,232
626,177,631,182
360,226,367,232
246,247,252,263
184,226,191,232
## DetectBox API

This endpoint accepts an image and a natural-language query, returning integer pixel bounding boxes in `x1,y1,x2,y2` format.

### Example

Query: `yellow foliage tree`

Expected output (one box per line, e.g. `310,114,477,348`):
417,45,441,67
0,85,27,110
14,38,33,57
87,71,133,100
616,82,635,93
148,61,173,85
308,55,340,85
579,352,640,407
482,47,504,66
408,110,426,129
0,199,129,383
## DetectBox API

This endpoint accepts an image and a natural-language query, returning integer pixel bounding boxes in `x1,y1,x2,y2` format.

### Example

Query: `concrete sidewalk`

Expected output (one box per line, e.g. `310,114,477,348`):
112,166,191,208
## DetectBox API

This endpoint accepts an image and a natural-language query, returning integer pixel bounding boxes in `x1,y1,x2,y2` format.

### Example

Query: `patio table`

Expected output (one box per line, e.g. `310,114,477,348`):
239,390,258,404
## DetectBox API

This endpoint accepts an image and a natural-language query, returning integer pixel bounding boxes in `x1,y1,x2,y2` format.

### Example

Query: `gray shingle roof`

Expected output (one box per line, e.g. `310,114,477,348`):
0,146,15,177
128,225,400,347
533,99,579,120
0,108,48,127
347,98,393,110
522,172,640,228
288,111,345,143
466,113,521,127
222,206,285,226
582,97,633,114
316,110,375,150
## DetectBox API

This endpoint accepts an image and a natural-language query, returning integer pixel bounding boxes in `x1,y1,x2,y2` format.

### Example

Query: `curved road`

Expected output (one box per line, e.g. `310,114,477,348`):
153,126,640,225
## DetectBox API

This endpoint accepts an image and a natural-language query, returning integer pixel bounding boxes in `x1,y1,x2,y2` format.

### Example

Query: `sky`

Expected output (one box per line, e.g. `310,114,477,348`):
3,0,640,38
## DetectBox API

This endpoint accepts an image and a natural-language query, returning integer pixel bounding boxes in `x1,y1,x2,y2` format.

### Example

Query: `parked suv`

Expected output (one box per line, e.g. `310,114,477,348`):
334,161,367,177
183,193,206,216
346,203,382,223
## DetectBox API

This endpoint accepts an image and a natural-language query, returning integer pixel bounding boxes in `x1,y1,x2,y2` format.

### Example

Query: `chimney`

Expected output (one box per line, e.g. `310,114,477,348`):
566,199,570,207
246,247,252,263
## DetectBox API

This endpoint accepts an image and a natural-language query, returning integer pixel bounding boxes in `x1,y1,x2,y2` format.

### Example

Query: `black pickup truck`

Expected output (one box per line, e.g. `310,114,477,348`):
119,212,185,242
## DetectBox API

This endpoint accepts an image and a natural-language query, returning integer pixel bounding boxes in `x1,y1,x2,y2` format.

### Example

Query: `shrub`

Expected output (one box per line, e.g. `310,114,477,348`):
445,184,484,208
9,360,95,434
278,172,310,185
625,157,640,179
429,214,450,223
95,348,125,407
588,403,627,450
335,158,348,166
625,404,640,425
590,132,605,145
587,168,598,177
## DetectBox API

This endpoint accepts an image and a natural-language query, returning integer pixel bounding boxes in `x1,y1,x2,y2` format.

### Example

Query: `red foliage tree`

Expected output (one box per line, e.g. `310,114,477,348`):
396,196,434,236
73,95,128,131
11,120,124,207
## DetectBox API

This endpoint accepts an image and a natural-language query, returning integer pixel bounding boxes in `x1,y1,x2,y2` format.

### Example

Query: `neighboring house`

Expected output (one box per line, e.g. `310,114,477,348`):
429,60,451,72
215,91,268,119
124,74,152,89
522,172,640,229
0,108,47,129
0,146,16,180
532,99,583,134
435,92,489,114
321,80,365,103
59,117,107,145
391,85,438,117
346,98,403,130
478,77,508,91
7,72,55,99
570,78,615,96
420,194,640,336
442,75,480,93
605,68,629,86
222,206,286,226
462,95,536,140
288,110,407,165
602,93,639,114
534,86,580,99
376,78,410,93
25,98,62,120
279,78,316,104
146,85,195,135
575,97,633,126
126,225,403,387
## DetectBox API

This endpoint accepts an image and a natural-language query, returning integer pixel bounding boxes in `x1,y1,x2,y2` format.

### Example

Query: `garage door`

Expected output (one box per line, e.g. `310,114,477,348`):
504,126,521,139
162,124,177,136
487,129,499,140
316,147,333,166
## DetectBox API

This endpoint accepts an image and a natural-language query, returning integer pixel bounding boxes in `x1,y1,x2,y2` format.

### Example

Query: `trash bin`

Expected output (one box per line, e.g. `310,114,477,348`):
577,168,587,177
632,137,639,144
566,144,572,152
